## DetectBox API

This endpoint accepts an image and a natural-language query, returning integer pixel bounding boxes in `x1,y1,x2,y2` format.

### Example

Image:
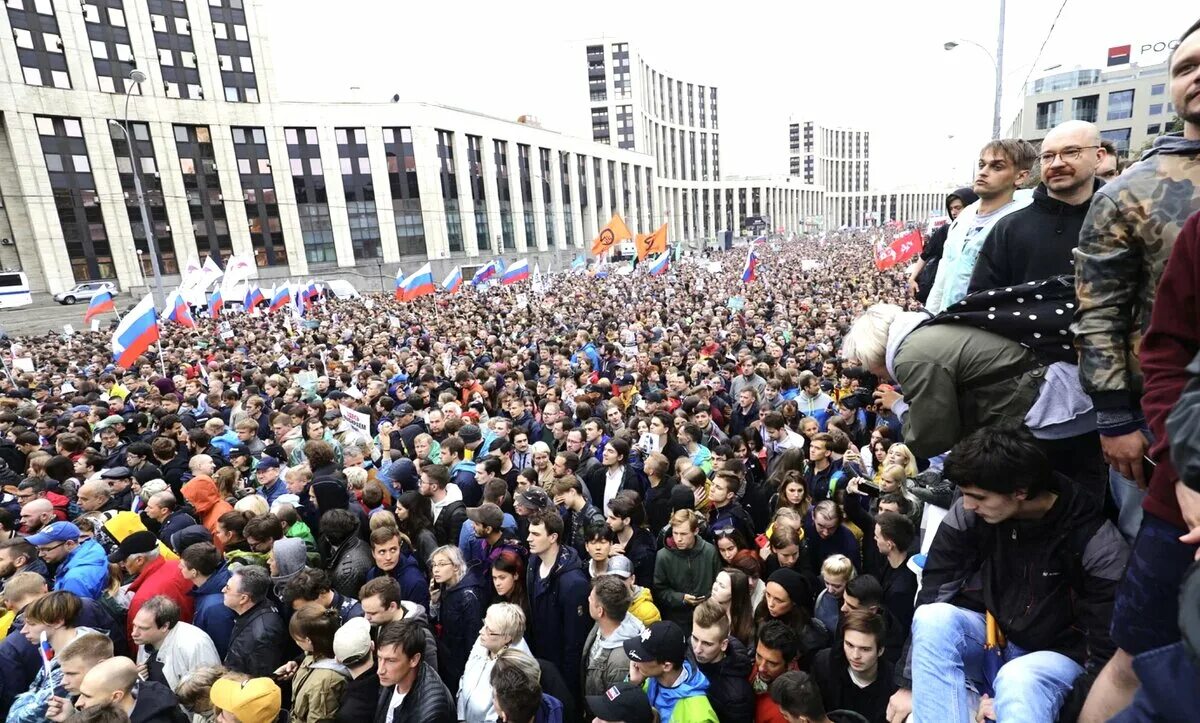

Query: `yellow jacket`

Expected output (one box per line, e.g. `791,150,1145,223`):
629,586,661,626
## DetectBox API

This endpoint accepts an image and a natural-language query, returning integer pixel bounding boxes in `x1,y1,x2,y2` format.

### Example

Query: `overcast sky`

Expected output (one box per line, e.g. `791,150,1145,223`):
261,0,1195,189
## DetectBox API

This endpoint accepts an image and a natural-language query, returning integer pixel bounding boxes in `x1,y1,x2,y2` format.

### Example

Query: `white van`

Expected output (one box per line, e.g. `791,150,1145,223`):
0,272,33,309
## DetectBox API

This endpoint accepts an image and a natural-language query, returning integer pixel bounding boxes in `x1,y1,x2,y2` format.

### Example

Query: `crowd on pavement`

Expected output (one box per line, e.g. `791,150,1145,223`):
0,17,1195,723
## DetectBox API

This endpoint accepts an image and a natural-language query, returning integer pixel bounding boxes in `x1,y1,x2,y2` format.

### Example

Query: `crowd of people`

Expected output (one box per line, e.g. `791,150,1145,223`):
0,16,1194,723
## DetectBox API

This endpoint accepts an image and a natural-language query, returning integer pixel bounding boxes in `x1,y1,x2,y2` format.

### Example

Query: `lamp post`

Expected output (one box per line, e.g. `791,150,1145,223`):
109,68,166,308
944,0,1006,140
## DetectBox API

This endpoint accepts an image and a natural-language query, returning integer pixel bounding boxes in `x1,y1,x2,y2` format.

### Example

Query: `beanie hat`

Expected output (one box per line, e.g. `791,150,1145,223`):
768,568,812,607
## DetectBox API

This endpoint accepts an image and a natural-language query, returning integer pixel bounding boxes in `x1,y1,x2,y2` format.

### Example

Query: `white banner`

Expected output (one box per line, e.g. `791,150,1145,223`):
340,404,370,439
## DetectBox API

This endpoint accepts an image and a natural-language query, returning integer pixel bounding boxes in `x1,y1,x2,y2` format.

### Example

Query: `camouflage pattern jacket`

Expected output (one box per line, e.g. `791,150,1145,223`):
1072,134,1200,433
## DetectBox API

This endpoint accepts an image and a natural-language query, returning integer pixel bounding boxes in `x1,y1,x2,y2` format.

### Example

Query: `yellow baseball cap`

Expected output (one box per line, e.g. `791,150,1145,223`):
210,677,281,723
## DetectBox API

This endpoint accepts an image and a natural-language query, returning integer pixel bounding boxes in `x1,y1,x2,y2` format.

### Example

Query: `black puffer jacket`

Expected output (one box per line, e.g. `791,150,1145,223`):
431,569,485,697
697,636,755,723
130,679,188,723
325,534,373,599
373,662,454,723
224,600,286,678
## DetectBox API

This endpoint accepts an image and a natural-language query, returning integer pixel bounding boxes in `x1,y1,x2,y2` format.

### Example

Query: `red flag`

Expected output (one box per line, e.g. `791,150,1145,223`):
875,229,924,271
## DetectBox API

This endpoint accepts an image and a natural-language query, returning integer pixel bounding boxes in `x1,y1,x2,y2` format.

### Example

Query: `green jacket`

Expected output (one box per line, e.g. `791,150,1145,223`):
652,538,721,629
892,322,1043,459
1073,135,1200,431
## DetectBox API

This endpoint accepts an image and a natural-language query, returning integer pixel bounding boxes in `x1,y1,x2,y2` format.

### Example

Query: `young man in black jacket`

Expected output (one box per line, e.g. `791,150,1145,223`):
374,618,454,723
813,609,896,723
691,599,754,723
887,426,1129,723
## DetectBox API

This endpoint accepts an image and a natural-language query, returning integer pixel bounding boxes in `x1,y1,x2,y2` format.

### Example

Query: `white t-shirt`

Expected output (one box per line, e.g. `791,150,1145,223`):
385,688,407,723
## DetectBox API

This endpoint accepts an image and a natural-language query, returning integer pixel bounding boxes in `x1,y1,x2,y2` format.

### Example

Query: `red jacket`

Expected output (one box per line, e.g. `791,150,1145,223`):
125,555,196,650
1141,210,1200,530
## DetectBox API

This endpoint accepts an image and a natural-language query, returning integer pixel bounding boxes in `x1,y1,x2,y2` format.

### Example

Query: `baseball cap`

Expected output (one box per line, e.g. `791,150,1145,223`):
25,521,81,547
255,456,280,471
395,403,415,417
95,415,125,431
230,444,253,458
322,410,340,421
108,530,158,562
623,620,687,665
514,487,551,511
333,617,373,666
585,683,653,723
99,466,131,480
606,555,634,579
210,677,282,723
466,503,503,530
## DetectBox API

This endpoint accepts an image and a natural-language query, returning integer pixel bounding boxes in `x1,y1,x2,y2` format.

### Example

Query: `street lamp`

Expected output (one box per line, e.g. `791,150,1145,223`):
109,68,166,308
944,0,1006,140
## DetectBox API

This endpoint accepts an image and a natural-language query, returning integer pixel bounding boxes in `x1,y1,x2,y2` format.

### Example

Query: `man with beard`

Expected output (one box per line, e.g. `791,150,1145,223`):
0,539,48,585
969,120,1105,293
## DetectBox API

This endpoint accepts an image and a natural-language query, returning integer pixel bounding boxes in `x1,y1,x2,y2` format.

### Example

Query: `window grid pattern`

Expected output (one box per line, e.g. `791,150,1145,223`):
148,0,202,99
611,42,630,99
559,151,573,247
173,124,232,263
335,127,380,261
109,120,178,276
7,0,70,89
436,129,463,253
540,148,555,247
232,126,286,266
1107,90,1135,121
285,127,335,264
586,44,606,102
207,0,258,102
466,135,490,252
494,140,515,250
519,144,534,246
35,115,111,281
82,1,137,94
383,127,426,257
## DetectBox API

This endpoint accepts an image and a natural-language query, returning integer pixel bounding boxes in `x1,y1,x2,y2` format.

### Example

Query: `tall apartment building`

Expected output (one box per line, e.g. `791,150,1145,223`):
1008,60,1175,157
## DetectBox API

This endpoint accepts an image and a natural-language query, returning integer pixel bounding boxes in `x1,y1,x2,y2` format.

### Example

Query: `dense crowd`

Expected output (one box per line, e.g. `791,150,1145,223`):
0,17,1195,723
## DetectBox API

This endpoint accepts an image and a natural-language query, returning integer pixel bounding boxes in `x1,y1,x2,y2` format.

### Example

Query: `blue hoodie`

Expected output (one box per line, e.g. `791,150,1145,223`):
53,537,108,600
645,660,718,723
190,564,236,658
367,552,430,609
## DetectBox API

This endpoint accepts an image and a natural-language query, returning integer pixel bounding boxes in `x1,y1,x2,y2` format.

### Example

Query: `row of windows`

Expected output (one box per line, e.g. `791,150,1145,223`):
1036,89,1178,130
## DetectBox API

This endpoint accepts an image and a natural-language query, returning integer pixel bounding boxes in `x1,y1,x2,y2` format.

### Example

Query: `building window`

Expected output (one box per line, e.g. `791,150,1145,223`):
1149,103,1163,116
1100,128,1132,157
1071,95,1098,123
383,127,426,257
173,124,232,263
1107,90,1134,121
494,139,514,251
109,120,178,276
7,0,71,89
149,0,202,99
437,130,463,253
560,151,573,247
37,115,113,281
1151,83,1165,96
1147,123,1161,136
232,126,287,266
467,135,490,253
540,148,554,247
519,144,534,247
336,127,380,261
207,0,257,102
286,127,335,263
83,0,139,94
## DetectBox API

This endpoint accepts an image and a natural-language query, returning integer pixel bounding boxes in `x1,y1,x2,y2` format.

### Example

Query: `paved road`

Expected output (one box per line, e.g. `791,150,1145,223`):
0,294,126,338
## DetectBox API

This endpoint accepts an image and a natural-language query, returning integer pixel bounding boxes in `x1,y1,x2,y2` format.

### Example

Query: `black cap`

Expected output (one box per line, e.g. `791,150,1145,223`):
229,444,252,458
622,621,687,666
396,403,415,417
585,683,653,723
108,530,158,562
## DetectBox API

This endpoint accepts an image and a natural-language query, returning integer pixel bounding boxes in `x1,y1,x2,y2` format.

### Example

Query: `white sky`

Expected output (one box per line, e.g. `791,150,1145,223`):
261,0,1196,189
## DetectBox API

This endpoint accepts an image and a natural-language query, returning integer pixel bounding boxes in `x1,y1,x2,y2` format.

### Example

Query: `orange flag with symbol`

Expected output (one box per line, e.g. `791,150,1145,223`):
591,214,633,256
636,223,668,260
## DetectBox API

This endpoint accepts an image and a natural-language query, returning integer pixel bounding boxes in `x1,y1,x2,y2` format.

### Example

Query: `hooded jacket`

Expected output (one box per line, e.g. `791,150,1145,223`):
334,667,380,723
367,551,430,609
628,585,661,626
581,613,644,698
181,476,233,547
268,537,309,600
527,545,591,702
127,555,196,650
969,180,1101,295
1073,134,1200,433
697,636,754,723
644,659,719,723
653,537,721,629
430,484,467,547
129,679,188,723
291,655,350,723
919,190,977,304
224,599,286,678
324,533,373,599
53,536,108,599
189,563,236,659
431,568,486,696
157,509,199,549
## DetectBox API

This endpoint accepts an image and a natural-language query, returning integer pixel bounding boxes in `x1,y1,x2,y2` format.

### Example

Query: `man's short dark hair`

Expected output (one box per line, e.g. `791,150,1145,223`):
359,576,403,609
141,595,181,629
376,618,425,661
980,138,1038,172
283,568,333,608
490,663,542,723
557,451,580,472
757,620,800,664
0,538,37,565
943,425,1052,499
422,464,450,489
846,574,884,608
876,511,915,551
319,509,360,545
769,670,826,719
232,566,271,604
878,492,914,516
591,575,631,621
528,509,564,541
180,542,222,577
17,477,47,494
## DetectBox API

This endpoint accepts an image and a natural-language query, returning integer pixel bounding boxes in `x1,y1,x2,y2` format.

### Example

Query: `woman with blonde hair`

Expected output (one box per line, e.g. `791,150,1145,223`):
883,442,919,478
427,545,486,696
233,494,269,517
457,603,533,721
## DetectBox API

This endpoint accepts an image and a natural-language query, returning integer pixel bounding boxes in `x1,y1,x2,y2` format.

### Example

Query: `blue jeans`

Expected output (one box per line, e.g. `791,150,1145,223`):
1109,467,1146,541
911,603,1084,722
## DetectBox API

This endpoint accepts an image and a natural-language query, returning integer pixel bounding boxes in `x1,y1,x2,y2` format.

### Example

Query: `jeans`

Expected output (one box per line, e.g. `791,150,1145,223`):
1109,467,1146,541
911,603,1084,722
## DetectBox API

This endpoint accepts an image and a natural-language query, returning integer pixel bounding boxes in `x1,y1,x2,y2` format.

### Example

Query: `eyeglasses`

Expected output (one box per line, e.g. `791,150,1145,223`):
37,542,66,555
1037,145,1100,166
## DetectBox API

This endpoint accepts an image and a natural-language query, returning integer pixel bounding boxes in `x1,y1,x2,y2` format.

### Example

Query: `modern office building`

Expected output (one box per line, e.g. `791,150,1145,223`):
1008,60,1175,157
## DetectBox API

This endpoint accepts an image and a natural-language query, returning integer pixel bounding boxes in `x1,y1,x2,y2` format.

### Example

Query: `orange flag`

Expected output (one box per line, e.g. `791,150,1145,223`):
636,223,669,260
591,214,633,256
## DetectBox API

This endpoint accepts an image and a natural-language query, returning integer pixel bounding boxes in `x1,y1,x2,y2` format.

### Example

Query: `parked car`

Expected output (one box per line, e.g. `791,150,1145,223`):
54,281,118,305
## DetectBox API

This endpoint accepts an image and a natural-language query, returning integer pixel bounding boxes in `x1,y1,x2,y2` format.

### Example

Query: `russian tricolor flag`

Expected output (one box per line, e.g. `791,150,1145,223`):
647,253,670,277
305,281,319,308
244,285,264,310
742,248,760,283
442,266,463,294
501,259,529,285
269,284,291,312
111,294,159,369
471,261,496,286
83,291,115,324
208,289,224,316
162,290,196,328
393,266,405,300
400,263,436,301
